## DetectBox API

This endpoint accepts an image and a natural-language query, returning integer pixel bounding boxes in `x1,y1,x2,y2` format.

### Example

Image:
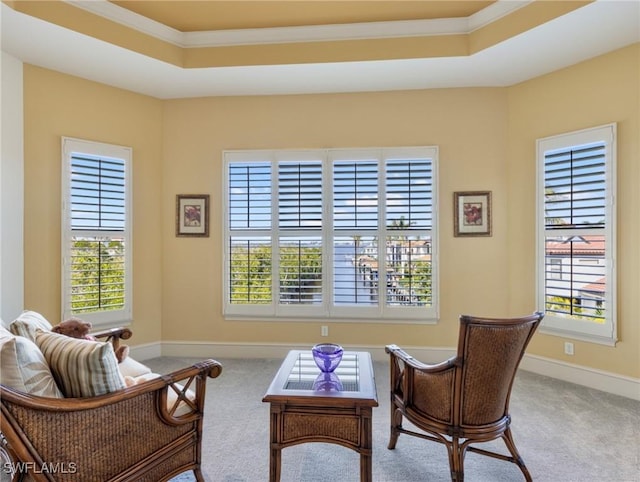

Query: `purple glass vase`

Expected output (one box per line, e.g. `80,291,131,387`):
311,343,343,373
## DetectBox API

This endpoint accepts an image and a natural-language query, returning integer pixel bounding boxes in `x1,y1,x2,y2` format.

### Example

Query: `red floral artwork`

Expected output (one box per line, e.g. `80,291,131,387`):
463,203,482,225
183,205,202,227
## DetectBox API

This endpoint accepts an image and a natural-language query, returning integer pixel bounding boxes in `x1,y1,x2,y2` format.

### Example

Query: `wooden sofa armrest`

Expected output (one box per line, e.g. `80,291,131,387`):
91,326,133,353
1,359,223,482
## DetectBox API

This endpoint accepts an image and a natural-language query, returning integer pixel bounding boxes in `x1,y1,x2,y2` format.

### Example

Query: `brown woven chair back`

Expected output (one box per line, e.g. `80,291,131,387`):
457,315,540,426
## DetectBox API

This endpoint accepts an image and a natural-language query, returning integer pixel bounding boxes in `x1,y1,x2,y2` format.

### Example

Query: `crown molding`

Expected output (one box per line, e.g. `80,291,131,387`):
468,0,532,31
65,0,184,44
65,0,531,48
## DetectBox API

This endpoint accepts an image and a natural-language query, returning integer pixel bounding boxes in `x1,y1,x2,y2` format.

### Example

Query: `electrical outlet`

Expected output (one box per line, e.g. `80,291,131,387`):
564,342,574,355
321,326,329,337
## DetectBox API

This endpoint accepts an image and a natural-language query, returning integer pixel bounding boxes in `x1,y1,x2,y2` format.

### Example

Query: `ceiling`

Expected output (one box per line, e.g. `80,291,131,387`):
1,1,639,99
109,1,494,32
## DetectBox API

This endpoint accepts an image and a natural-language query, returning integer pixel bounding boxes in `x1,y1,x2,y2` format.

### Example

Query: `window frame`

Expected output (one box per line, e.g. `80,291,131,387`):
535,124,617,345
61,137,133,327
223,147,439,323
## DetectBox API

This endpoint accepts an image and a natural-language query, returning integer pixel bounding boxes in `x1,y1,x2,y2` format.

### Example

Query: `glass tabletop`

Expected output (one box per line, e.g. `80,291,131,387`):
284,352,360,392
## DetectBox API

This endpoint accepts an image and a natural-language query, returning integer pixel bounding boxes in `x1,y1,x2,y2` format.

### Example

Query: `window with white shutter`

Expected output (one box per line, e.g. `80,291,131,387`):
536,124,616,344
224,147,438,321
62,138,132,326
228,159,273,309
384,157,433,308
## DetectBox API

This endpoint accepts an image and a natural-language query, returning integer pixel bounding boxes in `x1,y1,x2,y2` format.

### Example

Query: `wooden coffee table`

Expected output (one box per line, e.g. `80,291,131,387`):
262,350,378,482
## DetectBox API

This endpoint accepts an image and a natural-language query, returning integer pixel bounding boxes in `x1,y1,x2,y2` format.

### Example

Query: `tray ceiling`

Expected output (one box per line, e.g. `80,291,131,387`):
2,1,638,98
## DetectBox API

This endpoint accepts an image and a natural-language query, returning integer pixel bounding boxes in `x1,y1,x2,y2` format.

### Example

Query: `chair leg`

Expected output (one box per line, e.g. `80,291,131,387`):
387,407,403,449
501,428,532,482
194,468,205,482
448,438,465,482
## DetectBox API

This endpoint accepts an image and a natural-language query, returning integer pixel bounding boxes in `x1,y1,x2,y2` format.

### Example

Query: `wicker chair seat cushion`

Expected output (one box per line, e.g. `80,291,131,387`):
35,330,126,397
0,327,63,398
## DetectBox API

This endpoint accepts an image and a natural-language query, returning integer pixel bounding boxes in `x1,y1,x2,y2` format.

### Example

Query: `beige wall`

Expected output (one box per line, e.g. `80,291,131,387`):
506,44,640,378
161,89,509,348
22,44,639,379
23,65,164,345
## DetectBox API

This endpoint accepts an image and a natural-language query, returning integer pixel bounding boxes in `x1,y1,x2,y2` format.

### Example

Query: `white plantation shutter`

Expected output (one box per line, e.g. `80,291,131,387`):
277,159,323,306
224,147,438,321
333,235,378,306
385,159,433,306
227,158,273,309
331,154,379,312
62,138,132,326
229,237,272,304
278,161,323,229
537,124,616,344
228,161,271,230
70,156,126,231
331,156,380,310
544,144,606,230
279,236,322,305
385,159,433,229
383,156,434,309
333,159,379,229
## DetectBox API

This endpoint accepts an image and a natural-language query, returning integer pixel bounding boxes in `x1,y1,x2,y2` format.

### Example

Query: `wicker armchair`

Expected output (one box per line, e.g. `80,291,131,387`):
0,327,223,482
386,312,543,482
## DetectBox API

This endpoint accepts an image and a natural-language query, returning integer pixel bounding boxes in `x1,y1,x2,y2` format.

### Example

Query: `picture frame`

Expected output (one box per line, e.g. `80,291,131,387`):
454,191,492,237
176,194,209,237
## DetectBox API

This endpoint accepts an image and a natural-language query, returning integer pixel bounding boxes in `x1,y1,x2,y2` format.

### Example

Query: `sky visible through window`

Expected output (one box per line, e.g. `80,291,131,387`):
70,153,126,231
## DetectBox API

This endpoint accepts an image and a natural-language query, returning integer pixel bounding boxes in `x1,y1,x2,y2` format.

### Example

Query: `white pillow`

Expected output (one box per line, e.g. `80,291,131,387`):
0,327,63,398
124,373,196,417
9,311,54,341
35,330,125,398
118,355,153,378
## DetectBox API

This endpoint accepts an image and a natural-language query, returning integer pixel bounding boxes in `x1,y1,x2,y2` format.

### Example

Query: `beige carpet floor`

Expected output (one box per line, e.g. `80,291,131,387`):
148,356,640,482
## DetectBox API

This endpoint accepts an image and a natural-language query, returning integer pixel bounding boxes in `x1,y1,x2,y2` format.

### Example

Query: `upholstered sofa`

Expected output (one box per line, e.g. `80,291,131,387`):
0,311,222,482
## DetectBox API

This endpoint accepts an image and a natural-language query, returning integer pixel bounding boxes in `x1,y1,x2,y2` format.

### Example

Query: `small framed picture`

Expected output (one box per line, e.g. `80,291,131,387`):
176,194,209,237
454,191,492,237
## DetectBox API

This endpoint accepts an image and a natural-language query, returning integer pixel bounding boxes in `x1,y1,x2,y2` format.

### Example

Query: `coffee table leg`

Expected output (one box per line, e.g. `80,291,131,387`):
269,447,281,482
360,453,372,482
360,407,373,482
268,405,282,482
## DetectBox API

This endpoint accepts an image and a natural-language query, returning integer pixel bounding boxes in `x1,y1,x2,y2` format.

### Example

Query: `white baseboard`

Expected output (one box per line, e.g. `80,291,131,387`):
129,342,162,361
519,354,640,401
132,341,640,401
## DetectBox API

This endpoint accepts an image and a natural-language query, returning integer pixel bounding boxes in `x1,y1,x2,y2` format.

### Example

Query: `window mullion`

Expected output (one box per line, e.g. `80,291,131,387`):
323,152,333,315
272,154,280,313
378,155,387,315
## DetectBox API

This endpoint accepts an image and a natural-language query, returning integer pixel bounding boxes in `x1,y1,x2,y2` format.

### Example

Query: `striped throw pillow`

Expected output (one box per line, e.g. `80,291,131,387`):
35,331,125,398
